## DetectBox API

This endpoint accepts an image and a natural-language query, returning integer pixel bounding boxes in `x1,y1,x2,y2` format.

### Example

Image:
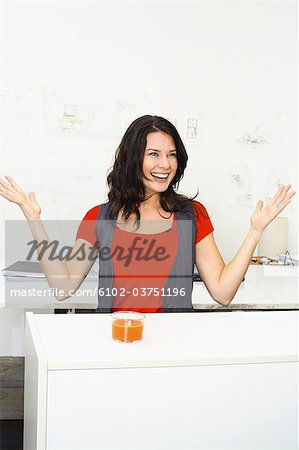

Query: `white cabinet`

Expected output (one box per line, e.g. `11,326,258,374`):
24,311,298,450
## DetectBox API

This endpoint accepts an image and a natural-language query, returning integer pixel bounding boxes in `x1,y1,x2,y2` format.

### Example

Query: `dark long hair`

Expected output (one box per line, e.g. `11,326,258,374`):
107,115,204,222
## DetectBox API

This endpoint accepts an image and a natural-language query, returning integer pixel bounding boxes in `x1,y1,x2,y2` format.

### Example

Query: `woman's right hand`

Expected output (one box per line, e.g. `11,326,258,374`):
0,175,41,220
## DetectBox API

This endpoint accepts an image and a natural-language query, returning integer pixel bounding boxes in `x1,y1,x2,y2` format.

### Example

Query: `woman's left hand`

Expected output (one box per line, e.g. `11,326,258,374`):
250,184,296,233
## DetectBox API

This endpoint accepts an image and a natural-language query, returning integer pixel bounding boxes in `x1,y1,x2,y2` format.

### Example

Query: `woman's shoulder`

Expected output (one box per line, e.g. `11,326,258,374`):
191,200,209,214
175,198,209,219
191,200,213,223
191,200,214,242
76,205,101,245
82,205,100,220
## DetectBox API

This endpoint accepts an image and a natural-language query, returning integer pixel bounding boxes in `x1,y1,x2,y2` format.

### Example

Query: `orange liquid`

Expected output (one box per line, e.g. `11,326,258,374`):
112,319,144,342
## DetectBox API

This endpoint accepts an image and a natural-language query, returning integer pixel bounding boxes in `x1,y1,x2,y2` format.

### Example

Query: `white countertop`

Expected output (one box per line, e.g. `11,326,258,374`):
26,310,298,370
193,265,299,310
3,265,298,310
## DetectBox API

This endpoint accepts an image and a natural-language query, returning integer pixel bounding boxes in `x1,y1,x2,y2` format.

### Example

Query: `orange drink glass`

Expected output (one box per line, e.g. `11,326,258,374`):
111,311,145,343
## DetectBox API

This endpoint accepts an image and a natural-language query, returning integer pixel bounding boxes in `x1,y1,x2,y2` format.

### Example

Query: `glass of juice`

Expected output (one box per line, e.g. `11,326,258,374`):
111,311,145,343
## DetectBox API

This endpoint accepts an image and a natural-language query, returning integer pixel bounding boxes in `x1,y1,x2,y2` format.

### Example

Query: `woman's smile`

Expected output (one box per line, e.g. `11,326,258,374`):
150,172,170,183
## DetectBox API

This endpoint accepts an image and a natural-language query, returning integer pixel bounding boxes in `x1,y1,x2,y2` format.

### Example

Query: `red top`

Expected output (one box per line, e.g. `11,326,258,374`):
76,201,214,313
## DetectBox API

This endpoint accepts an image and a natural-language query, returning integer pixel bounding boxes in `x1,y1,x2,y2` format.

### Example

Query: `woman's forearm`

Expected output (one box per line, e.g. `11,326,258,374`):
26,217,74,298
0,177,75,299
216,226,262,305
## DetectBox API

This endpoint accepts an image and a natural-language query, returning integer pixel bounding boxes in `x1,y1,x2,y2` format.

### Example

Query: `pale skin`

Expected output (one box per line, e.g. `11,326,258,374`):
0,131,296,304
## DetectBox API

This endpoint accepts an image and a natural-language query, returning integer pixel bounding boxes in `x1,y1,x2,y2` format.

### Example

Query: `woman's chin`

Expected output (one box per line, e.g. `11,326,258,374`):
147,183,170,194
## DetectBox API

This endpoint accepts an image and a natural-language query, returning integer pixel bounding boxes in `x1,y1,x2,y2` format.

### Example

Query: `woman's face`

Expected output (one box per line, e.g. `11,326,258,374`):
142,131,178,196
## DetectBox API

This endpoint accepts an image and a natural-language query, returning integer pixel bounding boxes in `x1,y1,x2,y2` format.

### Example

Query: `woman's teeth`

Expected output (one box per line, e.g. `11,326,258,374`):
151,173,169,179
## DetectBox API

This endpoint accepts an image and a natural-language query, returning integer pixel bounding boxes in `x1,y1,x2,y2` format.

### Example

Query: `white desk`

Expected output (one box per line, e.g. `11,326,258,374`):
2,265,299,310
24,311,298,450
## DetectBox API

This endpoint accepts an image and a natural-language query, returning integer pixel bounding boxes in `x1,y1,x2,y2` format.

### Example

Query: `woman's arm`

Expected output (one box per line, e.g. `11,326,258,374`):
0,176,98,300
196,184,296,306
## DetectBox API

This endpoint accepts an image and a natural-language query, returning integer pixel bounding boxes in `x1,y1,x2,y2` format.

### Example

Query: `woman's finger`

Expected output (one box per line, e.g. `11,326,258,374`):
269,184,285,204
277,185,293,204
273,189,295,212
288,190,296,198
271,184,292,206
28,192,37,202
5,176,23,193
285,191,296,202
0,184,9,195
0,178,15,191
0,184,19,202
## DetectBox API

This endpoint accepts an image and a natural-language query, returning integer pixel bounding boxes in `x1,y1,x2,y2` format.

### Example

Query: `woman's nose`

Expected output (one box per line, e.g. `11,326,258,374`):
158,155,170,169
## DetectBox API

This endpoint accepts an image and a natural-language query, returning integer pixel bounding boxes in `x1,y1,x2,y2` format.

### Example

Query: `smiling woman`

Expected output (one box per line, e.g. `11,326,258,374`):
0,115,296,311
75,115,214,312
105,115,194,223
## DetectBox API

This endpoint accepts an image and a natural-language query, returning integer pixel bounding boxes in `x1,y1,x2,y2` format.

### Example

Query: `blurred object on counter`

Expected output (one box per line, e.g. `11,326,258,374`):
258,217,288,259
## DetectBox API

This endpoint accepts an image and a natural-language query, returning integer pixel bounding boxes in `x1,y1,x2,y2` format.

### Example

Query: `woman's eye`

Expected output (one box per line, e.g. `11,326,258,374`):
146,151,176,157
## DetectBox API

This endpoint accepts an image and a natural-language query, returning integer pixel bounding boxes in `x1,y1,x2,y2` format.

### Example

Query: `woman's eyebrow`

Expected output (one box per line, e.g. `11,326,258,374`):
146,148,176,152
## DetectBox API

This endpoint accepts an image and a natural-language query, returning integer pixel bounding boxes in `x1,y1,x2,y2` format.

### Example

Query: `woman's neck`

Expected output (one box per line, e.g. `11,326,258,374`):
139,193,161,212
118,194,172,222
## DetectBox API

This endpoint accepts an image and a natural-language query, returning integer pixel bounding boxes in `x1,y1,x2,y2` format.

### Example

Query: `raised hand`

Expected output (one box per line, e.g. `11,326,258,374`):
250,184,296,233
0,176,41,220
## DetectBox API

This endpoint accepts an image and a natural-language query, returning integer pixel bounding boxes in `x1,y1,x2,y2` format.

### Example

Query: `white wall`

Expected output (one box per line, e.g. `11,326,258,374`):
0,1,297,353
